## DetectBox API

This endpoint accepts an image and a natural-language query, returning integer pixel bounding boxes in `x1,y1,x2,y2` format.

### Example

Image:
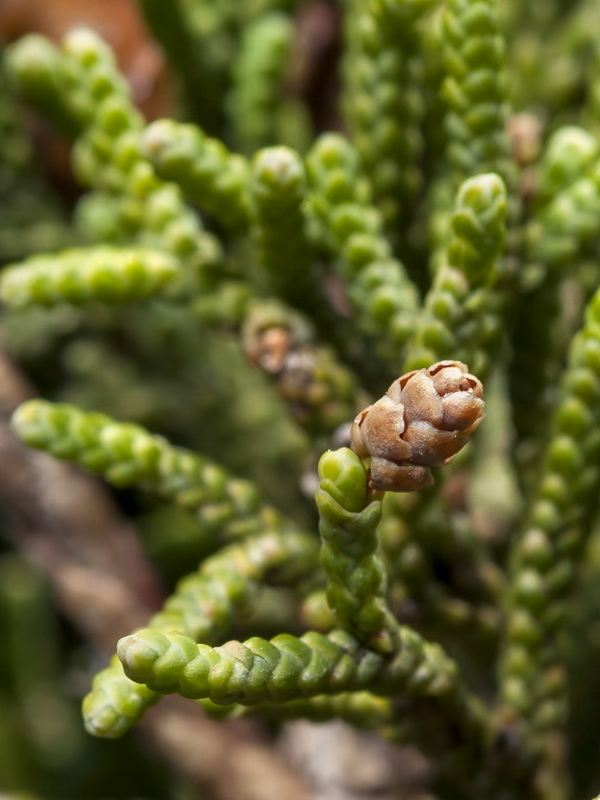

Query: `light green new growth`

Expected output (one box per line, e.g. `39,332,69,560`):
11,400,279,539
115,622,497,786
83,528,317,737
116,625,490,758
0,248,178,309
82,655,159,739
406,172,507,374
316,449,400,654
306,133,419,365
536,127,599,202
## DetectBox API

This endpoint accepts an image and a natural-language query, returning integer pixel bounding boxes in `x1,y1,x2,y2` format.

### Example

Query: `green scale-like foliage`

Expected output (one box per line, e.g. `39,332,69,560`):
197,689,395,729
501,286,600,742
0,62,70,261
249,147,315,308
83,528,317,738
511,127,600,474
6,5,600,800
316,448,400,654
141,120,252,233
442,0,511,190
12,401,281,538
7,29,223,281
406,172,507,375
343,0,437,247
228,12,309,155
0,248,178,309
526,127,600,270
306,133,419,367
117,624,469,715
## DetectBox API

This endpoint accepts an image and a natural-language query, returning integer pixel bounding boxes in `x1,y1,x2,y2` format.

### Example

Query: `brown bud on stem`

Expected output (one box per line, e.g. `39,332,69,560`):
350,361,484,492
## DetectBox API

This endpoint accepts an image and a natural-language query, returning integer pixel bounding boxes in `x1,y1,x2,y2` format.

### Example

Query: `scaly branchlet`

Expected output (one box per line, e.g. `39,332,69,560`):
536,126,599,203
502,286,600,743
345,363,496,664
511,126,600,469
141,120,252,232
197,690,395,730
343,0,436,245
316,448,399,654
227,12,299,155
11,400,279,539
249,146,315,309
526,127,600,270
7,30,223,279
116,625,486,731
306,133,419,365
82,655,159,739
442,0,511,190
83,528,318,738
73,185,223,276
0,247,178,309
5,34,82,138
220,691,394,729
116,623,494,782
406,173,507,375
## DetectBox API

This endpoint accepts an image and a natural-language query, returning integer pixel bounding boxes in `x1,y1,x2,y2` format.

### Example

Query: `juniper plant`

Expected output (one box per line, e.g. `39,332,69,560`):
2,3,600,800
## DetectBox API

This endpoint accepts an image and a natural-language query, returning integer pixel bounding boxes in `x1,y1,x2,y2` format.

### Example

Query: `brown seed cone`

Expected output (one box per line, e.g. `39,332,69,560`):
350,361,484,492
